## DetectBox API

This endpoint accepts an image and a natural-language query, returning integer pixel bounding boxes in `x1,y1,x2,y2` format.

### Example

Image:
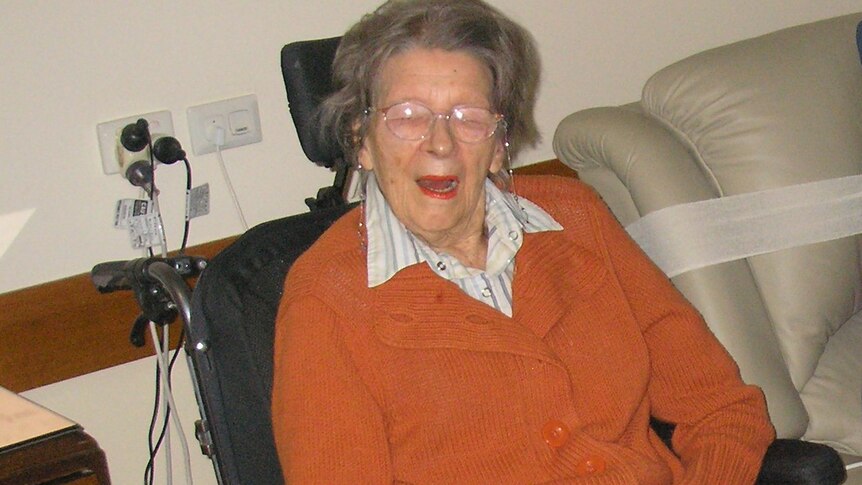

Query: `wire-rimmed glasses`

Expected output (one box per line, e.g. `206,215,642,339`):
367,102,504,143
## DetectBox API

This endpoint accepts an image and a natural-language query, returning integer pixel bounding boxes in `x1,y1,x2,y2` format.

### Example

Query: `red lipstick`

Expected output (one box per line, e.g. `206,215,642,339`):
416,175,459,199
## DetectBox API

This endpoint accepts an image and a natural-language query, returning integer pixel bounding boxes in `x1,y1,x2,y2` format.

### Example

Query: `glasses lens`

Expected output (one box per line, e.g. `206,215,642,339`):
383,103,433,141
381,102,500,142
451,107,499,142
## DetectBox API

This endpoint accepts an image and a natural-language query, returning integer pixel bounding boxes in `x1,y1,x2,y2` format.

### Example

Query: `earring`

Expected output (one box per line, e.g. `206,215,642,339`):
500,132,529,227
356,162,368,250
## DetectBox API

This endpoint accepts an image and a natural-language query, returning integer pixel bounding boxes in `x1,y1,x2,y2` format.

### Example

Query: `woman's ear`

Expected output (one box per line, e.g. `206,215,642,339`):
357,139,374,171
353,119,374,171
489,138,505,174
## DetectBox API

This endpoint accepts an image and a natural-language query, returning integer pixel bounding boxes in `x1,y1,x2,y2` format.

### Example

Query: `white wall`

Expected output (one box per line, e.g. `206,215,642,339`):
6,1,862,483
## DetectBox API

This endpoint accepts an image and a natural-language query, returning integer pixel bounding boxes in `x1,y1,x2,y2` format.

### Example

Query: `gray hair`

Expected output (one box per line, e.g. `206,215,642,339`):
317,0,541,167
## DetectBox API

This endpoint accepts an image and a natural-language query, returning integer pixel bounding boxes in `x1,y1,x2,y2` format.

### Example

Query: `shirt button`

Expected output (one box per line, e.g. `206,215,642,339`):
575,455,607,476
436,261,446,271
508,230,519,241
481,287,492,298
542,419,570,449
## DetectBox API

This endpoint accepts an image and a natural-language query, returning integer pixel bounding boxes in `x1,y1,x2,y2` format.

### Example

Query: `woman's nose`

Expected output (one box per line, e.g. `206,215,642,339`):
424,114,456,156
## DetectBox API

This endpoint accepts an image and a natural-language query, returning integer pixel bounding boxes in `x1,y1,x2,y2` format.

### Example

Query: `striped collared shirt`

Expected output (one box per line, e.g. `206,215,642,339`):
365,173,562,316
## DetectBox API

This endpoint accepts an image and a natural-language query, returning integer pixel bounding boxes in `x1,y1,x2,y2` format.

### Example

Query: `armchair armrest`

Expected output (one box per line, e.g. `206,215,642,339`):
756,439,846,485
650,419,846,484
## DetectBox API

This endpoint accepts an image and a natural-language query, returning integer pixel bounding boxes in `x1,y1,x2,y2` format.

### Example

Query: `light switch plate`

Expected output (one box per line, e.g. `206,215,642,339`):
97,110,174,175
187,94,262,156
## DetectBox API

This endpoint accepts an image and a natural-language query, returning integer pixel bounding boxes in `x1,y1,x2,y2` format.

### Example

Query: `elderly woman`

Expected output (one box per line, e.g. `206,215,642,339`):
271,0,774,483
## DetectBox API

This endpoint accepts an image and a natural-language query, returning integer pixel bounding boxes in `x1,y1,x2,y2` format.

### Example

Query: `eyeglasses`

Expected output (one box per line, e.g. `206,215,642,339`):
367,102,504,143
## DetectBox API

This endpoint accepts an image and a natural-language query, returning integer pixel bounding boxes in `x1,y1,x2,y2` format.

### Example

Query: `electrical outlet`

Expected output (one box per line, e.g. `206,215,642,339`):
187,94,262,156
97,111,174,175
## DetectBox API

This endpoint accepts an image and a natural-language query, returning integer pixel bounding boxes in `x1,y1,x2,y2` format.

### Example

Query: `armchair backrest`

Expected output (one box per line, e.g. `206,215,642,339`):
554,12,862,456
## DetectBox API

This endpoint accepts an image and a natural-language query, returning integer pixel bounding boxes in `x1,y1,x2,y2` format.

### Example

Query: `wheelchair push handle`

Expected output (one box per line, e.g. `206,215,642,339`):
91,255,207,294
90,255,207,346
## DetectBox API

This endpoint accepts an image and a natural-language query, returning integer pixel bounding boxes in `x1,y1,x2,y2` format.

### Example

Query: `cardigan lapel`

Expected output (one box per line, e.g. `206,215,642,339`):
372,264,562,365
513,232,609,338
371,232,609,367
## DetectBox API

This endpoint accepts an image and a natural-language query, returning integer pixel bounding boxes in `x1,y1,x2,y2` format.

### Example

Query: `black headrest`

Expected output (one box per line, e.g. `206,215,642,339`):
856,20,862,65
281,36,343,168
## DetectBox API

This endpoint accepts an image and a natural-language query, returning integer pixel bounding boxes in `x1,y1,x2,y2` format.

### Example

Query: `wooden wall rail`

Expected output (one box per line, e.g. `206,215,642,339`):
0,237,237,393
0,160,576,393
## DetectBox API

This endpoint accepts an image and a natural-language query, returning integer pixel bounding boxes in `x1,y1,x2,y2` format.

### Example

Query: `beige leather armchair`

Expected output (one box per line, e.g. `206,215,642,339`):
553,12,862,483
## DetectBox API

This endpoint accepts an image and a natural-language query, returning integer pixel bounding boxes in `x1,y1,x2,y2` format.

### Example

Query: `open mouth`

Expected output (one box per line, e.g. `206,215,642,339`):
416,175,459,199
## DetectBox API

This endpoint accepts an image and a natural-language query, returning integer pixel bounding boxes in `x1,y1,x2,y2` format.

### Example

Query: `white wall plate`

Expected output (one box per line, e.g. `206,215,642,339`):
186,94,262,156
97,110,174,175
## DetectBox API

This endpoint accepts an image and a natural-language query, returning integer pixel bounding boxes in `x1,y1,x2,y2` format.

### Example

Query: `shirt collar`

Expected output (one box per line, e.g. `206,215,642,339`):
365,172,561,287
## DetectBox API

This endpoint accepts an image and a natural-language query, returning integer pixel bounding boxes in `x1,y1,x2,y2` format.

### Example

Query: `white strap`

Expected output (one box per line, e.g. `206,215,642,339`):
625,174,862,278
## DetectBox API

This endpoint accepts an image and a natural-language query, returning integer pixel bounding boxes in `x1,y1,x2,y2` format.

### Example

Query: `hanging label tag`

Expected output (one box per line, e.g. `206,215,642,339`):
187,183,210,220
114,199,151,228
127,212,165,250
114,198,164,250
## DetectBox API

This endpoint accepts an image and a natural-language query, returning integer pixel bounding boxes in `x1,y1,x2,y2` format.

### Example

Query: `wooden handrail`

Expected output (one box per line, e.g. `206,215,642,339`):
0,237,235,392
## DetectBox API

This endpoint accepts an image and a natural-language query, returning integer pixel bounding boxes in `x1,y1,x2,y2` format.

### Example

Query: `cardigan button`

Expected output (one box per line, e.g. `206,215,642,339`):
574,455,607,475
542,419,570,449
389,312,413,322
465,314,489,324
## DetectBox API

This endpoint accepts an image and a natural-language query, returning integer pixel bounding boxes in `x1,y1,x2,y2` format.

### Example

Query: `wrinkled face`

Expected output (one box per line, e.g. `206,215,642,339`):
358,48,505,250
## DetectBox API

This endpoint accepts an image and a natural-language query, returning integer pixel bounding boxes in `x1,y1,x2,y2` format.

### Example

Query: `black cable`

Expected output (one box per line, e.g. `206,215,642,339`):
143,325,186,484
147,136,158,201
179,158,192,254
143,134,162,484
134,130,194,483
144,323,163,485
146,137,158,259
145,357,161,485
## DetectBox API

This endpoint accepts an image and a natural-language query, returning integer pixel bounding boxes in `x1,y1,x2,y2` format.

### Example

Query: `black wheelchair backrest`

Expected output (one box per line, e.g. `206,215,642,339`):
185,37,347,485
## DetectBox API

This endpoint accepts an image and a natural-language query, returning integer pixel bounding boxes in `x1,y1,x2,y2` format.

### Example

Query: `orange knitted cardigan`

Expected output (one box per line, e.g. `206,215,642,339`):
272,175,774,484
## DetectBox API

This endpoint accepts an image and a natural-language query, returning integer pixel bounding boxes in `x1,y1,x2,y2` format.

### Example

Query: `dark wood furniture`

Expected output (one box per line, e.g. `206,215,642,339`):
0,388,110,484
0,428,110,485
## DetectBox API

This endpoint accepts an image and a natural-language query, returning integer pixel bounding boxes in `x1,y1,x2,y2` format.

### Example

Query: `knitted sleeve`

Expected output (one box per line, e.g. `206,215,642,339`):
271,292,393,484
582,186,775,484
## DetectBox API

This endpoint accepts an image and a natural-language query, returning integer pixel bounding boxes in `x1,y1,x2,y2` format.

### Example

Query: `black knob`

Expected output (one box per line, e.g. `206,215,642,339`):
120,119,150,152
152,136,186,164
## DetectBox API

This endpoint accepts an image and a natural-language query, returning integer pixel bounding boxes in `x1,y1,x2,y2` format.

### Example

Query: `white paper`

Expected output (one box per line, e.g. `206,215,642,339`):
0,386,77,449
0,208,35,260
